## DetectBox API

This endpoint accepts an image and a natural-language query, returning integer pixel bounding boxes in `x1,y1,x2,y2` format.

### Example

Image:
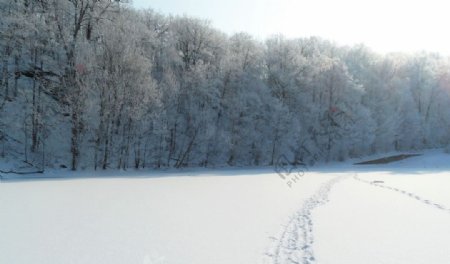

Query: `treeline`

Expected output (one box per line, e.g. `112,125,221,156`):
1,0,450,171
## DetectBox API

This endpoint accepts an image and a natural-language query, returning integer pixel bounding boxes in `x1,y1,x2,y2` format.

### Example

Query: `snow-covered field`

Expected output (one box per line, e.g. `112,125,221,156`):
1,150,450,264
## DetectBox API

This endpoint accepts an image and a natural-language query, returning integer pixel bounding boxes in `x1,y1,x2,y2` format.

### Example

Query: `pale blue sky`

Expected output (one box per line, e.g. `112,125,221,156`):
132,0,450,55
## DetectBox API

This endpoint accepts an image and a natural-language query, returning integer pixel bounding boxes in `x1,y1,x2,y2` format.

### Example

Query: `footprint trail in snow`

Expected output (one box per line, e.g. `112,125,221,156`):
267,175,348,264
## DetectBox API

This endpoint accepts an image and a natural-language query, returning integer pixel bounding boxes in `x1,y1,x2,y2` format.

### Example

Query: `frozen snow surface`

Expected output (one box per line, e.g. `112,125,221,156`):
1,149,450,264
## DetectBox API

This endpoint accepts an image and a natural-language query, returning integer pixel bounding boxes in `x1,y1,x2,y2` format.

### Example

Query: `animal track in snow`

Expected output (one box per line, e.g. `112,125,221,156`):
353,175,450,214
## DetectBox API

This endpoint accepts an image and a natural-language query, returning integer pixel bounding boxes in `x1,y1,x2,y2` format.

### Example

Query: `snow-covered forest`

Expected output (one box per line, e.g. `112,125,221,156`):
1,0,450,171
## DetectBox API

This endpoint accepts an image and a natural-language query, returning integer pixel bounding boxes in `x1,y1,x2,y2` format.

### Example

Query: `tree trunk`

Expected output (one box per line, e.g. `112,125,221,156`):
70,110,80,171
2,46,10,99
13,55,19,98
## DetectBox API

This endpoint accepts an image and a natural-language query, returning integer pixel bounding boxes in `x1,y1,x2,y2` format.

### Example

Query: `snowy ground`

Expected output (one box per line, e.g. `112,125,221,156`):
1,150,450,264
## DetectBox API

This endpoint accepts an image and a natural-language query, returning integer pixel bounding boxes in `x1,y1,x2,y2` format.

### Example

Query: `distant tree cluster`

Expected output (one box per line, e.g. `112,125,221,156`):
1,0,450,170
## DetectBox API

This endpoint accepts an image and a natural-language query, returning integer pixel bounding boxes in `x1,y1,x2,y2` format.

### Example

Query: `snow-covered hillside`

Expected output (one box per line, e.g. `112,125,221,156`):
1,150,450,264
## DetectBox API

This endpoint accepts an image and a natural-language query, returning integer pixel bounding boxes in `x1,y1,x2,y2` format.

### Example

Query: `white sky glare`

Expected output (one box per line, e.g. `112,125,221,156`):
132,0,450,55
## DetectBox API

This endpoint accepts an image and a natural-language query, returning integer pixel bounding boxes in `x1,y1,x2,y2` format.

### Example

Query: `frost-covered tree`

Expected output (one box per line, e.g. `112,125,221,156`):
2,3,450,172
